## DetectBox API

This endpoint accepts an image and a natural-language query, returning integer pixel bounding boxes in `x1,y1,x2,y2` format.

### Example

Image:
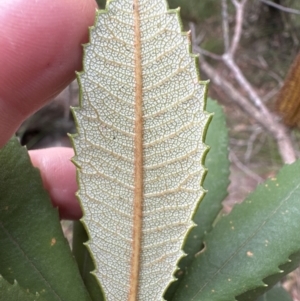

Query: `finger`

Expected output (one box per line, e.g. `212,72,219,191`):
0,0,97,148
29,147,82,220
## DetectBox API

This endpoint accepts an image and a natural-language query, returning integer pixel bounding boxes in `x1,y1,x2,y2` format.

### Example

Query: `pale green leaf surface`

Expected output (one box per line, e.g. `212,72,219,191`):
0,276,47,301
173,159,300,301
165,98,229,299
72,0,208,300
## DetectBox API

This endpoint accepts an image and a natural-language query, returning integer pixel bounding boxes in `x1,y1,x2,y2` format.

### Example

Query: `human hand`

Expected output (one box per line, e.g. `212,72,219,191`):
0,0,98,219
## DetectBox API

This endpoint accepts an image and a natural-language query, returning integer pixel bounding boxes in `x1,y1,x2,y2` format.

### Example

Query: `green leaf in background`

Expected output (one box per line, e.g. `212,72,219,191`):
256,286,292,301
72,221,104,301
168,0,220,22
0,276,47,301
183,98,229,261
96,0,106,9
165,98,230,299
0,137,91,301
95,0,219,22
237,252,300,301
172,159,300,301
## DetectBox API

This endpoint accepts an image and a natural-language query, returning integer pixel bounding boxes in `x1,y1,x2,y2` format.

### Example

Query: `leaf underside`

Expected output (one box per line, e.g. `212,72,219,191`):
72,0,208,300
165,98,230,299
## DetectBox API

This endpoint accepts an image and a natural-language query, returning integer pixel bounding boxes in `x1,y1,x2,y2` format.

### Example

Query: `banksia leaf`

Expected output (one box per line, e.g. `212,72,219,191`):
0,137,91,301
0,276,47,301
165,98,230,299
256,286,292,301
173,159,300,301
71,0,208,300
276,52,300,128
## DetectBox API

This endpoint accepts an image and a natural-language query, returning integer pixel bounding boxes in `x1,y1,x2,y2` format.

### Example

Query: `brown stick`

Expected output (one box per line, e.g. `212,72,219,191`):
190,0,297,164
200,58,296,164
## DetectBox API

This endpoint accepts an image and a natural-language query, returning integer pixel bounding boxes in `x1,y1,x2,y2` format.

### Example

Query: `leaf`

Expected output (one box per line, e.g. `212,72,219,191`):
255,286,292,301
236,252,300,301
168,0,220,22
72,221,104,301
182,98,229,261
96,0,106,8
0,276,47,301
0,137,91,301
71,1,208,300
165,98,230,299
172,159,300,301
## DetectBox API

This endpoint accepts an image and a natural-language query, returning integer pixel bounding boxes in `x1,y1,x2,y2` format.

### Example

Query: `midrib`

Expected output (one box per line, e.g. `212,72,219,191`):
129,0,144,300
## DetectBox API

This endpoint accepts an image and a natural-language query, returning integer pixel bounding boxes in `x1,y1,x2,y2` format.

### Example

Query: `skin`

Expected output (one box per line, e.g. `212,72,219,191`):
0,0,98,219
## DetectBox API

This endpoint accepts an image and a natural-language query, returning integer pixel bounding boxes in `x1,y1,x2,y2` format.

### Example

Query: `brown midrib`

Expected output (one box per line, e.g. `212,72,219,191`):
129,0,143,300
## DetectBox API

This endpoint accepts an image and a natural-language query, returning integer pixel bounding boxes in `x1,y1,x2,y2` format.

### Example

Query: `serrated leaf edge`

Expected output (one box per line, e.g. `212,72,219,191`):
70,1,210,300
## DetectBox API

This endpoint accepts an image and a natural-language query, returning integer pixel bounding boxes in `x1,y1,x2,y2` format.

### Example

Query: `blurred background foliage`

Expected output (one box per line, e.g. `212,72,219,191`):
96,0,220,22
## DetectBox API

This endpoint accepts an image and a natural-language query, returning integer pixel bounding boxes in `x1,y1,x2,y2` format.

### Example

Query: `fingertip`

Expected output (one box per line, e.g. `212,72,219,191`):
0,0,98,148
29,147,82,220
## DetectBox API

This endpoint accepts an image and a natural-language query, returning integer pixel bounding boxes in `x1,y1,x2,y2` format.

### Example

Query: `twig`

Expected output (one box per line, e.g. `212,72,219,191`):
230,151,264,183
189,22,223,60
230,138,248,146
222,0,268,112
260,0,300,15
188,23,205,45
189,23,222,60
222,53,268,112
199,48,223,60
229,0,247,56
247,55,283,85
251,132,267,158
262,87,280,103
190,0,297,164
199,57,296,164
198,57,265,127
222,0,230,52
244,126,263,162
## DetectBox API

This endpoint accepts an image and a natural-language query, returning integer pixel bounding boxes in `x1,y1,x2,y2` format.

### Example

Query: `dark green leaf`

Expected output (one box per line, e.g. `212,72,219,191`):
184,98,229,257
168,0,220,22
95,0,106,9
72,221,104,301
0,275,47,301
96,0,220,22
173,159,300,301
237,253,300,301
256,286,292,301
0,137,91,301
